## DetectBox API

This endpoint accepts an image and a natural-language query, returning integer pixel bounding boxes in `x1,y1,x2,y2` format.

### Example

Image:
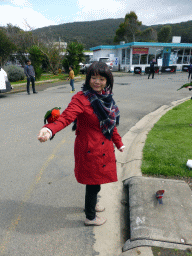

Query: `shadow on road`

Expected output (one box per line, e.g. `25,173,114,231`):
0,200,85,234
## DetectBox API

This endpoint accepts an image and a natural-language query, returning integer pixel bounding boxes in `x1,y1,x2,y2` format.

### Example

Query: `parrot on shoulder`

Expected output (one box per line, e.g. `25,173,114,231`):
156,190,165,204
44,107,61,124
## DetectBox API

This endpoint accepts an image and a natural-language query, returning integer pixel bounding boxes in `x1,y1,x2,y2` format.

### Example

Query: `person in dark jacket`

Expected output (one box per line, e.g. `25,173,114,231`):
188,62,192,81
148,59,155,79
37,61,125,226
24,60,37,95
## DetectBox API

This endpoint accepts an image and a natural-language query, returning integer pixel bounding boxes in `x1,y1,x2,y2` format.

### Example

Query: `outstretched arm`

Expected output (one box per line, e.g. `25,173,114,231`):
38,94,84,143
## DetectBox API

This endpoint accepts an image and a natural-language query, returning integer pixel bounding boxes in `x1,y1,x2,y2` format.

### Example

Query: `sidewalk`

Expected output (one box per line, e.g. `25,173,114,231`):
95,96,191,256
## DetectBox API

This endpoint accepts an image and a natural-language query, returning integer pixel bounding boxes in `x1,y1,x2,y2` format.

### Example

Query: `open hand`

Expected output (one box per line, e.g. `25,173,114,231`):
38,128,51,142
119,146,125,152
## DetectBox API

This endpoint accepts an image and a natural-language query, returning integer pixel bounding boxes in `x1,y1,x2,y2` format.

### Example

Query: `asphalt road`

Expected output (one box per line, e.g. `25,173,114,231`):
0,72,191,255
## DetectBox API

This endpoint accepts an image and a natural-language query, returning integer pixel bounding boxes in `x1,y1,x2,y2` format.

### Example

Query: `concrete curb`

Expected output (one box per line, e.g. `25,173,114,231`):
95,96,190,256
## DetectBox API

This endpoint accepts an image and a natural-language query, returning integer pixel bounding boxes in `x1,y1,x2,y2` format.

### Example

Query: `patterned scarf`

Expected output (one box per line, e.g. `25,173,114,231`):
83,88,120,140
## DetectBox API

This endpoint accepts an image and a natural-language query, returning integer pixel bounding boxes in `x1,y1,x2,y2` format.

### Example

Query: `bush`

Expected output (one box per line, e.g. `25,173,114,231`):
3,65,25,82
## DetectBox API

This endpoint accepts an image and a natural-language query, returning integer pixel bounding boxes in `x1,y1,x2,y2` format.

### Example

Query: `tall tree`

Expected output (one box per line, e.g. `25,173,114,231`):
157,25,172,43
5,23,35,66
114,11,142,43
62,42,85,75
28,45,44,80
139,28,158,42
40,43,63,75
0,29,16,66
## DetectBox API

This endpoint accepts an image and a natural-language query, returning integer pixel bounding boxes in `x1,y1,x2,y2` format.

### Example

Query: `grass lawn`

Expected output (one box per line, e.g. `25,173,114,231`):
142,99,192,255
152,247,192,256
11,73,85,85
141,99,192,179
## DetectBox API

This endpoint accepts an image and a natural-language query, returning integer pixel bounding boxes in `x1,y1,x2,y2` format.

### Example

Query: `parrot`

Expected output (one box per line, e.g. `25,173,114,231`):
156,190,165,204
177,82,192,91
44,107,61,124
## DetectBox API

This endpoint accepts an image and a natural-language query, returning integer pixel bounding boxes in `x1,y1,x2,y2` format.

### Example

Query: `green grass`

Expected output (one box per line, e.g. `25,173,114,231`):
152,247,192,256
11,73,70,85
141,99,192,178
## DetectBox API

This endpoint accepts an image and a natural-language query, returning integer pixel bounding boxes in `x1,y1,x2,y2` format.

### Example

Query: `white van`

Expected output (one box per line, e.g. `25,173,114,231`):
0,67,12,93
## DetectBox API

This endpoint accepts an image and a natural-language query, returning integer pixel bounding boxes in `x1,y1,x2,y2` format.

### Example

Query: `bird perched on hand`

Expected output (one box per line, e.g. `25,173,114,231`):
44,107,61,124
177,82,192,91
156,190,165,204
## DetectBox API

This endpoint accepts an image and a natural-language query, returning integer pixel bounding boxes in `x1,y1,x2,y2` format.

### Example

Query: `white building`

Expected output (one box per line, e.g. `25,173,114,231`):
90,41,192,73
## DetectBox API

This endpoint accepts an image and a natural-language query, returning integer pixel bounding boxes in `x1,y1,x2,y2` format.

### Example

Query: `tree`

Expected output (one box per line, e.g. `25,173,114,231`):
139,28,157,42
62,42,85,75
28,45,44,80
0,29,16,66
5,24,36,66
157,25,172,43
39,42,63,75
114,23,127,43
114,11,142,43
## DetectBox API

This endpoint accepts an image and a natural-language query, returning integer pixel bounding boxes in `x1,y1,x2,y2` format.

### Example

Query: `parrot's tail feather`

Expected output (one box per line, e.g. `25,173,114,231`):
158,198,163,204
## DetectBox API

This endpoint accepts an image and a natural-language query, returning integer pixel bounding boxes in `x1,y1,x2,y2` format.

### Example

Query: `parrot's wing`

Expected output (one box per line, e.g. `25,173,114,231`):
44,110,52,123
44,107,61,124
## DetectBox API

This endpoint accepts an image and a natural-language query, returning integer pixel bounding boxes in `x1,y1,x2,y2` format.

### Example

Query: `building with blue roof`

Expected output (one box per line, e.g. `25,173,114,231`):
90,41,192,73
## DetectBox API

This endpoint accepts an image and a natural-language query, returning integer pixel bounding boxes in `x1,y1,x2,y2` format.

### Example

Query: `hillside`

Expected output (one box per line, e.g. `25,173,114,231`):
32,18,192,50
150,20,192,43
32,18,125,50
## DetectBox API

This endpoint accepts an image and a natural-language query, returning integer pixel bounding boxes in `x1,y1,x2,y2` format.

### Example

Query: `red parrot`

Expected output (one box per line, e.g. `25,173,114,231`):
44,107,61,124
156,190,165,204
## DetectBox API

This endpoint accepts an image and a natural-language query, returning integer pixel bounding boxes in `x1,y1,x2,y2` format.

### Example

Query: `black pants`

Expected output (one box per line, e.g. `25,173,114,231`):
85,185,101,220
27,76,36,93
188,72,192,80
148,69,154,79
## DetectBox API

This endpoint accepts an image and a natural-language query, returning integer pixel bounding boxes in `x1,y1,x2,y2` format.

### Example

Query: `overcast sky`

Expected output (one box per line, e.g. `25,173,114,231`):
0,0,192,30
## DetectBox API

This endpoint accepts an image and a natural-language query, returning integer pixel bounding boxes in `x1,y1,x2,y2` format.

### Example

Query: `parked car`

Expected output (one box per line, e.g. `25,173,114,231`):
84,60,95,73
84,58,113,73
98,57,113,70
0,67,12,93
79,63,86,74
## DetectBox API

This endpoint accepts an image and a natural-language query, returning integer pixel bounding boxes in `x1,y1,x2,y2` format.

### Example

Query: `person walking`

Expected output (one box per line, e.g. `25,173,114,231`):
24,60,37,95
188,62,192,82
67,66,75,93
38,61,125,226
148,59,155,79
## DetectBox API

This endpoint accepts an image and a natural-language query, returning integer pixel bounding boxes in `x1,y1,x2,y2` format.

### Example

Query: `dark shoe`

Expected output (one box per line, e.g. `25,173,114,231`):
27,92,30,95
33,91,38,94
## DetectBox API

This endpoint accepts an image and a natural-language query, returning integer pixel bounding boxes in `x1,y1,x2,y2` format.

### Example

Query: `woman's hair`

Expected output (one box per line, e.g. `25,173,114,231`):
83,61,114,92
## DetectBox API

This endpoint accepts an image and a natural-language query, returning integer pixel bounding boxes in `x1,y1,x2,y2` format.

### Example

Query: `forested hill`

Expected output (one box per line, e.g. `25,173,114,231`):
32,18,192,50
32,18,124,50
151,20,192,43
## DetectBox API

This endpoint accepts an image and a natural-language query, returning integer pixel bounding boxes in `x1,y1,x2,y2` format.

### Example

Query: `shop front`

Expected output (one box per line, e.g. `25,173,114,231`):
90,42,192,73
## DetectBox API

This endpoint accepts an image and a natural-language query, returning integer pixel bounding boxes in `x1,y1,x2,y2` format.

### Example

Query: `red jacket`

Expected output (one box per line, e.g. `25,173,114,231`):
44,91,124,185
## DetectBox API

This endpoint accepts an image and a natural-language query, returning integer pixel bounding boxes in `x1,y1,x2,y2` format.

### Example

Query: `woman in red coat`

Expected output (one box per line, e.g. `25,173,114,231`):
38,62,124,226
